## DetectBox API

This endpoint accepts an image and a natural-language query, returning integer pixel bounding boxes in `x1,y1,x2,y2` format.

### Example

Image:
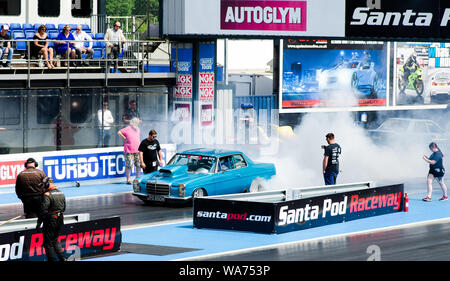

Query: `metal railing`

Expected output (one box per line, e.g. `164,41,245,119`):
1,39,169,70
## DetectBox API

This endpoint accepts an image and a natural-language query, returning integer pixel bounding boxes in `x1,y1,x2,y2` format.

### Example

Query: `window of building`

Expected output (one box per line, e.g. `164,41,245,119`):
70,95,92,123
37,96,60,124
0,0,20,16
0,97,20,125
38,0,60,17
72,0,92,17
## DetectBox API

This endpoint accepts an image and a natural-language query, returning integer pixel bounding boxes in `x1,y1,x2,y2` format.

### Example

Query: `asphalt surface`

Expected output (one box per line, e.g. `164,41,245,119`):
1,179,449,261
195,219,450,261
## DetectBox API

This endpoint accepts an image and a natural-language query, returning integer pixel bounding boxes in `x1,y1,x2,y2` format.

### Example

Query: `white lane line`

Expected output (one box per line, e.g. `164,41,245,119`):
174,217,450,261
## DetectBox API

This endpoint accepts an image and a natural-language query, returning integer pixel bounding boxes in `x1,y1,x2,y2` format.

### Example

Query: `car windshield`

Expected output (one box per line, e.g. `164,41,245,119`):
167,154,216,173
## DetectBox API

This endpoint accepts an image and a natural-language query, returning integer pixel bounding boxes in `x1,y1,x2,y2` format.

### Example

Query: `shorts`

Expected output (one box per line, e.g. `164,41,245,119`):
125,153,140,169
429,167,445,179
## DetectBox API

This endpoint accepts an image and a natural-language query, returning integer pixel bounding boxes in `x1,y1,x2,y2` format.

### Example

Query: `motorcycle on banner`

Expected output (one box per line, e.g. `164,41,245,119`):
398,65,424,96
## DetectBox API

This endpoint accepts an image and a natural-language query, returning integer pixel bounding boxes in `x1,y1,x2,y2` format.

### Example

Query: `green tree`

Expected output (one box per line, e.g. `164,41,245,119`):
106,0,134,16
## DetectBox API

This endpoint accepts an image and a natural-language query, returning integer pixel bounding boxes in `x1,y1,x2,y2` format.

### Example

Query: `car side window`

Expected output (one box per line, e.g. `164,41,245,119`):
233,154,247,169
218,156,233,171
412,121,427,133
426,122,442,134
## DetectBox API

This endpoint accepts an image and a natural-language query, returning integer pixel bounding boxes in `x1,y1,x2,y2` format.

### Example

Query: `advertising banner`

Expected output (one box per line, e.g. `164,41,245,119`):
394,42,450,105
171,46,193,99
346,0,450,40
193,184,404,234
199,43,215,102
0,145,177,187
163,0,345,37
0,217,121,261
281,39,388,111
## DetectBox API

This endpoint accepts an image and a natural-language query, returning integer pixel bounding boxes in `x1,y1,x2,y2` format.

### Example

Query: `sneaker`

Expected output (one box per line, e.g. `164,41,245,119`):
439,196,448,201
422,196,432,202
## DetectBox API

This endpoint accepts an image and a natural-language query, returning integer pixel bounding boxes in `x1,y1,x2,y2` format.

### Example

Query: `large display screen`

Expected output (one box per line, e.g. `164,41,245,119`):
281,39,389,111
394,42,450,106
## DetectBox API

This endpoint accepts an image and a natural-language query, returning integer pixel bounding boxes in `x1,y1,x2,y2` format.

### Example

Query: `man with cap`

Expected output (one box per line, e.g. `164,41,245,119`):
15,158,47,218
0,24,14,67
36,177,67,262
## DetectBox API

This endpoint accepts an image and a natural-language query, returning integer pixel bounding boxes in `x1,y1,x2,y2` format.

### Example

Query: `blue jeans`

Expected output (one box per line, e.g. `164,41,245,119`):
323,170,338,185
0,47,13,66
97,129,111,147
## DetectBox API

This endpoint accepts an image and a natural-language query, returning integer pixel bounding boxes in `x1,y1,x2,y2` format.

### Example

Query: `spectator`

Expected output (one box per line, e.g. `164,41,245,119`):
72,24,93,66
118,117,142,184
97,100,114,147
422,142,448,202
0,25,14,67
105,21,126,72
55,25,76,67
122,100,140,124
31,25,54,69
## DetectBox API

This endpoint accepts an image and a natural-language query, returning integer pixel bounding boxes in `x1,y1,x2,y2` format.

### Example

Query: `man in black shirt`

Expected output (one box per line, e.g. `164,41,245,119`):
139,129,163,174
322,133,341,185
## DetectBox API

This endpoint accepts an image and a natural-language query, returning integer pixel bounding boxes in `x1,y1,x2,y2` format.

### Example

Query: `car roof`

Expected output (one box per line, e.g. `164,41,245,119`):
179,148,244,157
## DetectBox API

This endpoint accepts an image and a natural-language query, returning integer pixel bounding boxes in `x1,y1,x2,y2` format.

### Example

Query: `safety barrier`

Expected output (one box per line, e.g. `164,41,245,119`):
193,182,404,234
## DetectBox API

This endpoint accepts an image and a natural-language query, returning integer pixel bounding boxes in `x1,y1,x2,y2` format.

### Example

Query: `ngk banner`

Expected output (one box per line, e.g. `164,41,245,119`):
194,184,404,234
0,217,121,261
346,0,450,40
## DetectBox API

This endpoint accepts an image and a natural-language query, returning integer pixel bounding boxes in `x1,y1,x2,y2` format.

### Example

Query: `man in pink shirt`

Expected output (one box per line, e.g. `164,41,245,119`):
118,117,142,184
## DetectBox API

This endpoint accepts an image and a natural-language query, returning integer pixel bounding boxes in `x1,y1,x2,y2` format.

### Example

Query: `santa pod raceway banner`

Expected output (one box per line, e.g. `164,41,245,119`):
0,217,121,261
346,0,450,40
193,184,404,234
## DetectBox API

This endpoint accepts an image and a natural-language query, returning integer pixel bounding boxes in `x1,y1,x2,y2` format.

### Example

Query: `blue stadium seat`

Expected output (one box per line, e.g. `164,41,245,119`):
69,24,77,31
9,23,21,31
22,23,33,32
48,30,58,38
93,40,105,48
95,33,104,40
25,30,35,38
93,48,104,59
13,32,26,51
81,24,91,33
45,23,57,31
33,24,43,31
25,32,35,39
58,24,66,32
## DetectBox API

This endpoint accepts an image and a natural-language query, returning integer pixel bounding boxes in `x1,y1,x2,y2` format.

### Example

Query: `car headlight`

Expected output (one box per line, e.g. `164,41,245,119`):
178,184,185,197
133,179,140,193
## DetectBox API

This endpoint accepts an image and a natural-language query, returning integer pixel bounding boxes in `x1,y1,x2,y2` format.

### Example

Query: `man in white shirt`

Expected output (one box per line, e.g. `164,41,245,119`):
73,25,94,66
97,101,114,147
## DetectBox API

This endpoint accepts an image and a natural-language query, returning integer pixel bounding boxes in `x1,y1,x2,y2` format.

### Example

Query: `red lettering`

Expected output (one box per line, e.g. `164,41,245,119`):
65,234,78,251
103,228,116,250
379,195,388,208
29,233,43,257
93,230,104,247
78,232,94,249
364,197,371,210
350,195,359,213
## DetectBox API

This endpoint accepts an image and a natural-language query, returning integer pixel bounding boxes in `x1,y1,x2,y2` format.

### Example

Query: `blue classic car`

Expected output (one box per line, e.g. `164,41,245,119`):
132,148,276,203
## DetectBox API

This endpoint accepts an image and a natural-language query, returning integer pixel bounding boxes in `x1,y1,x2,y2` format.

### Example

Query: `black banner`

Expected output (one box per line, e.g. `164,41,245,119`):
346,0,450,40
0,216,121,261
193,184,404,234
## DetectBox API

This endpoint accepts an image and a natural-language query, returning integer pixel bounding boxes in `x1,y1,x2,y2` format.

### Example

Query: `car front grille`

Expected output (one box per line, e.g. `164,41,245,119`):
146,182,170,195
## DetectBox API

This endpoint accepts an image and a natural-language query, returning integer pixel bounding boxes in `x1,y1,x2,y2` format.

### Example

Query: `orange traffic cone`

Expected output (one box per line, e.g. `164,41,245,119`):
404,193,409,212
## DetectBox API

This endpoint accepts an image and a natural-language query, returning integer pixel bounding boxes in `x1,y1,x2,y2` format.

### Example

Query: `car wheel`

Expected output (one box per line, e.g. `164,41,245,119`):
192,188,206,198
249,178,263,192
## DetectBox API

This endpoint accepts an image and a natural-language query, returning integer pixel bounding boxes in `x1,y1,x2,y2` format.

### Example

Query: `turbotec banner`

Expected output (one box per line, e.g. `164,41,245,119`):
346,0,450,39
0,217,121,261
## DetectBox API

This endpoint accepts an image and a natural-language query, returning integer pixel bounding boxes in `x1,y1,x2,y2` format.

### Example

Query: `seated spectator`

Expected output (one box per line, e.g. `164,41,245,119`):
0,25,14,67
55,25,76,67
72,24,93,66
31,25,54,69
105,21,126,72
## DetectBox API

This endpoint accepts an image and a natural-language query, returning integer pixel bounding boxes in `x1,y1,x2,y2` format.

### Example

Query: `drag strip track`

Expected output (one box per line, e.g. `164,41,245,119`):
0,192,193,228
192,218,450,261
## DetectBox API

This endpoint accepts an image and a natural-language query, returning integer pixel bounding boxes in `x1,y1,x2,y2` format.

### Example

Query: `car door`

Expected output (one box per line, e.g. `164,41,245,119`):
231,154,253,191
214,155,243,195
